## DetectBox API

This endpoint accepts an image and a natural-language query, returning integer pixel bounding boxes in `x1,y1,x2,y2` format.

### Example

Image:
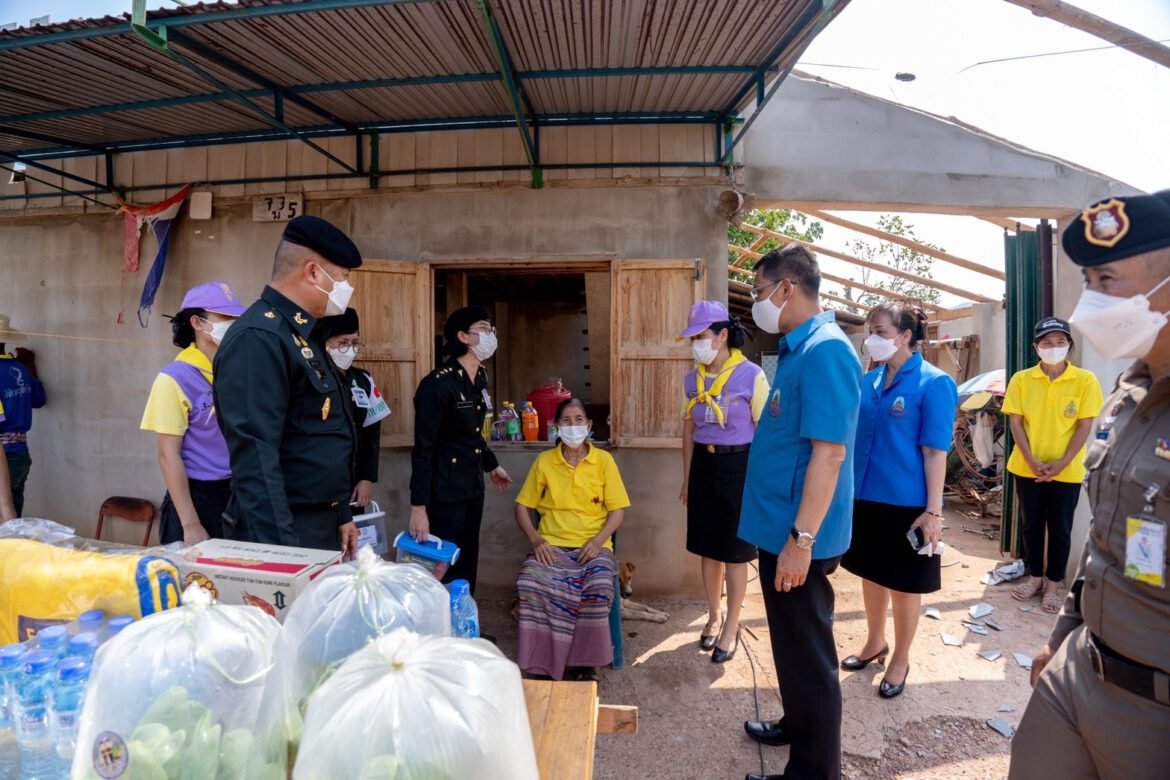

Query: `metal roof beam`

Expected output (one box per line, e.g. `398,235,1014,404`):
0,0,440,52
0,150,109,192
477,0,541,188
0,125,106,154
720,0,843,166
165,29,359,135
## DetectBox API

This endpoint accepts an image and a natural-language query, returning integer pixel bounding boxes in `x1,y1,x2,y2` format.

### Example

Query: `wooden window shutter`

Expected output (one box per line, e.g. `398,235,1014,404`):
610,259,705,447
348,260,432,447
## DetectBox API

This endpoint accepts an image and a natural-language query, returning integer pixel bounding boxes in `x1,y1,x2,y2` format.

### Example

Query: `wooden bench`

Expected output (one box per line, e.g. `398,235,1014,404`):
523,679,638,780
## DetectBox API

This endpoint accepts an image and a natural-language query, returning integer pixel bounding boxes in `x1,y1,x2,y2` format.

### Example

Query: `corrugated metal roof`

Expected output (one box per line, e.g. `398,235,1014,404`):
0,0,847,159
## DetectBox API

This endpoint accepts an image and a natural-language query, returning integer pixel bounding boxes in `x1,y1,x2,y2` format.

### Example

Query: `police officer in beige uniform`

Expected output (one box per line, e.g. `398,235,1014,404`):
1010,190,1170,779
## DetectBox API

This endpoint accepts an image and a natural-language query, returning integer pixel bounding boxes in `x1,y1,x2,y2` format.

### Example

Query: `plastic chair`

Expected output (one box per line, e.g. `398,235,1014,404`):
609,534,624,670
95,497,157,547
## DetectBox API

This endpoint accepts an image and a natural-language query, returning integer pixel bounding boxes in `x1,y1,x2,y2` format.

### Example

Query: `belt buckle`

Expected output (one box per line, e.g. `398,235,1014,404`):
706,444,716,454
1087,637,1105,681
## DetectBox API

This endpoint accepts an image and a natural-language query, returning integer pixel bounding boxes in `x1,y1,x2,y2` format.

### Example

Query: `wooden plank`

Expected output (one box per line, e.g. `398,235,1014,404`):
804,209,1006,281
980,216,1035,232
260,141,288,194
524,679,553,760
930,305,977,322
428,131,458,186
541,126,568,182
532,681,597,780
475,128,504,185
566,126,596,180
597,704,638,735
208,145,246,197
757,198,1075,220
611,125,641,179
456,129,478,185
736,223,998,303
639,125,659,178
381,132,416,188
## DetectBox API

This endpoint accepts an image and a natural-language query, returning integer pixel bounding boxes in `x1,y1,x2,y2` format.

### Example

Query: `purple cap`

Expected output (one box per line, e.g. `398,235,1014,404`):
677,300,730,339
181,282,246,317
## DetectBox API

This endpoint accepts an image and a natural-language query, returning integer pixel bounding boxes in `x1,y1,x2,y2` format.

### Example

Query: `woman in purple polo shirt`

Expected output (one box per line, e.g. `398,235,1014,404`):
679,301,770,663
141,283,246,544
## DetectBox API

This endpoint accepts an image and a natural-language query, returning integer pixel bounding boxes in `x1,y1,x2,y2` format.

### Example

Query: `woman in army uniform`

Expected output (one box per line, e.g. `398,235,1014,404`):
409,306,512,593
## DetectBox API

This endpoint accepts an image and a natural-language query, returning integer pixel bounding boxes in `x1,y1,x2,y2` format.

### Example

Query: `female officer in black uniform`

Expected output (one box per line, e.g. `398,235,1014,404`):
321,307,388,509
409,306,512,593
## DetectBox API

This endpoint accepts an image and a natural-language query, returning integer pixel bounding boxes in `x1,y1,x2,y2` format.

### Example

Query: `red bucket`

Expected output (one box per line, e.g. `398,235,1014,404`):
526,381,572,441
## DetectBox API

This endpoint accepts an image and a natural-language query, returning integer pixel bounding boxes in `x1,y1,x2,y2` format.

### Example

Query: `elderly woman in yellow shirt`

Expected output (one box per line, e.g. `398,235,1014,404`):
514,397,631,681
1003,317,1103,613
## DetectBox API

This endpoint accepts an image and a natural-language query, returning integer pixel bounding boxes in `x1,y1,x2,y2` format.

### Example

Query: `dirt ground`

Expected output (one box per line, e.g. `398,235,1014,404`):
477,504,1052,780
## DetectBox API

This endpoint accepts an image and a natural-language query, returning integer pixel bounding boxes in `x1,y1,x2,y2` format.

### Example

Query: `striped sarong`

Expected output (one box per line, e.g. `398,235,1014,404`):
516,546,615,680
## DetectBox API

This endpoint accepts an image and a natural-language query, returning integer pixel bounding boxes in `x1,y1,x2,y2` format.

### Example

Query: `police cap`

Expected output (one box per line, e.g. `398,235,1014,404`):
1062,189,1170,267
320,307,360,338
282,215,363,269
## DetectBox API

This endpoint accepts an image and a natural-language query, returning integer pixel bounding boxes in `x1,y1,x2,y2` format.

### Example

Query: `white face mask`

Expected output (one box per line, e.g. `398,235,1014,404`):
1036,345,1070,366
864,333,898,362
1070,275,1170,361
200,318,232,345
691,338,720,365
558,425,589,447
329,346,357,370
315,266,355,317
751,282,788,335
470,331,497,361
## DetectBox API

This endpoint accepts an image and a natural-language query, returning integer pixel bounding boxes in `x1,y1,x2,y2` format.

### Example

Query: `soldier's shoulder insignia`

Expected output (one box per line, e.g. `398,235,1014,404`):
294,312,308,325
264,311,276,319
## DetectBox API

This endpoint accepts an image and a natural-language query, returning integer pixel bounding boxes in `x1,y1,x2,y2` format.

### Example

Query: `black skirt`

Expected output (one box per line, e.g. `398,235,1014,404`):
159,477,231,544
841,499,940,594
686,445,757,564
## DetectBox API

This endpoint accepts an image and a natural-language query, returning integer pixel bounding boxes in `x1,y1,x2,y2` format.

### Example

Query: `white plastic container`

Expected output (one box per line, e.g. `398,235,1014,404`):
351,501,388,556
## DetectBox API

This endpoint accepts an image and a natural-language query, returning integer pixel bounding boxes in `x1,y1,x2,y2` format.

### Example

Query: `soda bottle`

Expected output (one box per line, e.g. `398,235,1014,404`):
522,402,539,442
50,657,90,775
14,651,55,780
0,645,24,780
448,579,480,639
505,403,523,442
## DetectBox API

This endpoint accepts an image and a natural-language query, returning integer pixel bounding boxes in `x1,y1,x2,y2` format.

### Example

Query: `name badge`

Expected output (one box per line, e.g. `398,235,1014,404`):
1125,514,1167,589
350,383,371,409
456,400,474,410
482,388,493,411
704,395,729,424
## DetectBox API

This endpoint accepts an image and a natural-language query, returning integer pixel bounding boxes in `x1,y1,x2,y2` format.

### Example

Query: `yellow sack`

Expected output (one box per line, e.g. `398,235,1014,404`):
0,538,182,644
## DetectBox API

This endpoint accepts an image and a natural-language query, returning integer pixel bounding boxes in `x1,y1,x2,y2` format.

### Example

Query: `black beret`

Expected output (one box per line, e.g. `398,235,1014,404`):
320,307,360,338
1033,316,1070,341
282,215,362,269
443,306,490,345
1062,189,1170,267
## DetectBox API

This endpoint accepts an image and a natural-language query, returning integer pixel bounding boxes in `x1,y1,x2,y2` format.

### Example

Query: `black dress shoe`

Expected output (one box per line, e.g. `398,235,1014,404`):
879,669,908,698
745,775,784,780
840,644,888,671
711,639,737,664
744,718,790,746
699,633,717,651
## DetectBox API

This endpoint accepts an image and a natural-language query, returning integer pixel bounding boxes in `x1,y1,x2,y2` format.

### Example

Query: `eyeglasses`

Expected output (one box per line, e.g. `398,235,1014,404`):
468,326,496,336
333,344,361,354
750,278,792,302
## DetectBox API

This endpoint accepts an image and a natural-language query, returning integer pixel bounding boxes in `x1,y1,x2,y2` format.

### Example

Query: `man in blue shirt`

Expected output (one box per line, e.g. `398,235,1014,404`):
738,246,861,780
0,316,46,518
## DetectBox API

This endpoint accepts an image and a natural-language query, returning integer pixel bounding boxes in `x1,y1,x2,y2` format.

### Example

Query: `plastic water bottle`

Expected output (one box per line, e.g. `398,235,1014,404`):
66,634,97,664
76,610,104,638
106,616,133,638
33,629,66,662
0,645,24,780
449,579,480,639
14,651,55,780
50,657,89,775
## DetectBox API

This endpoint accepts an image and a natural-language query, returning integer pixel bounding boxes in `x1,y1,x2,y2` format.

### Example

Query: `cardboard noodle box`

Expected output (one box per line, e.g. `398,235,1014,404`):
176,539,342,622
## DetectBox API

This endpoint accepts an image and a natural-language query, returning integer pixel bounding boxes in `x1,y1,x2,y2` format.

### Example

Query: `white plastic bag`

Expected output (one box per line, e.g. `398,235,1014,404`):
71,585,281,780
254,547,453,775
294,628,538,780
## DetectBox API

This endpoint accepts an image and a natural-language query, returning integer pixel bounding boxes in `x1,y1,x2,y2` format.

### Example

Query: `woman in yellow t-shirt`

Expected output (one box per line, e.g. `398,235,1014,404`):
1002,318,1103,613
513,397,631,680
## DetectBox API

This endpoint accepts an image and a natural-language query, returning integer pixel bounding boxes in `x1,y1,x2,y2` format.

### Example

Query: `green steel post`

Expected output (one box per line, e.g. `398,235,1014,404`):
369,131,379,190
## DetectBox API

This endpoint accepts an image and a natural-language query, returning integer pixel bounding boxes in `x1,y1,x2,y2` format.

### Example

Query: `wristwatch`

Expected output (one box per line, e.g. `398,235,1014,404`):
790,527,816,550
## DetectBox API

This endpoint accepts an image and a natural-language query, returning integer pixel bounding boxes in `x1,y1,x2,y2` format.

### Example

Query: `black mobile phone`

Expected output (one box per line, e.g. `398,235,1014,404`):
907,526,926,551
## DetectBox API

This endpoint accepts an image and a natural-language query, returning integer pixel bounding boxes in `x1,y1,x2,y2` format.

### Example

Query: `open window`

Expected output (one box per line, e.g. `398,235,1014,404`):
353,257,703,449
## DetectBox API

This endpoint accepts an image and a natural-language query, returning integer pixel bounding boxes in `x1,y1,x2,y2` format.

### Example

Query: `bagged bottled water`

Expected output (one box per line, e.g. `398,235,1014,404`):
13,650,55,780
0,645,24,780
50,657,89,774
449,579,480,639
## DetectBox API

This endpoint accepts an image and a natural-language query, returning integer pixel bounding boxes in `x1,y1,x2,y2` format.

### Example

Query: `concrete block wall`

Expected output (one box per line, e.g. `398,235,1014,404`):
2,183,726,595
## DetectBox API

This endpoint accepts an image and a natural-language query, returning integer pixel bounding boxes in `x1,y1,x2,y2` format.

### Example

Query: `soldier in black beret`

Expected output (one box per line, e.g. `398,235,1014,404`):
1010,190,1170,778
212,215,363,556
409,306,513,594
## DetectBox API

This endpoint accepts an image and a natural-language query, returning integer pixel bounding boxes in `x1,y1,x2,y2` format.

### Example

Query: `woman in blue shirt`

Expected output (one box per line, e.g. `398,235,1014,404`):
841,302,957,699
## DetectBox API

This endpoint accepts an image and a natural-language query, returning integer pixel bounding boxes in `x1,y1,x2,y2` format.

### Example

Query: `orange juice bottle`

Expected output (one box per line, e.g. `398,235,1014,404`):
522,402,539,442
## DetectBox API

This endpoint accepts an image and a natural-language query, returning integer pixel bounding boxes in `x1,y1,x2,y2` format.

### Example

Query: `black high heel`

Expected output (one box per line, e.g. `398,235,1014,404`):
879,668,909,698
699,615,721,651
840,645,889,671
711,638,737,664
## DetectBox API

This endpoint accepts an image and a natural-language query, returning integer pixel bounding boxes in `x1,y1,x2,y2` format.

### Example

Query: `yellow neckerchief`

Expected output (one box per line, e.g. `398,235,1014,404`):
685,348,747,427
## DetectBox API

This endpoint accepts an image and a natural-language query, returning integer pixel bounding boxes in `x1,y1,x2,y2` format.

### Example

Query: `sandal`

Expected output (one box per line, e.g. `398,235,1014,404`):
1042,584,1063,614
1011,577,1043,602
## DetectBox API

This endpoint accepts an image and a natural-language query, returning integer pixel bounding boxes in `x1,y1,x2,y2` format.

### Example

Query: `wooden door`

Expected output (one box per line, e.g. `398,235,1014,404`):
348,260,431,446
610,259,705,447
